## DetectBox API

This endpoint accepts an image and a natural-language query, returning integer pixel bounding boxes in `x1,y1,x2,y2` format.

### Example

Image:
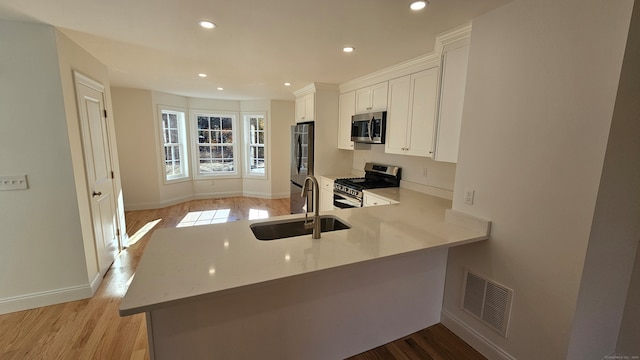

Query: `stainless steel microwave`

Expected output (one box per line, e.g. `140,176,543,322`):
351,111,386,144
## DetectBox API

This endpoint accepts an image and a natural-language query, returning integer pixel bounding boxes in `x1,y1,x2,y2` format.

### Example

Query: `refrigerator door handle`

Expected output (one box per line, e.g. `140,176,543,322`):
297,135,302,174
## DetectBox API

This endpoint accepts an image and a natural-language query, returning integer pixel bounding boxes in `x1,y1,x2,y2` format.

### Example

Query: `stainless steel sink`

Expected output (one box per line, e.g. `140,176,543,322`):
250,215,351,240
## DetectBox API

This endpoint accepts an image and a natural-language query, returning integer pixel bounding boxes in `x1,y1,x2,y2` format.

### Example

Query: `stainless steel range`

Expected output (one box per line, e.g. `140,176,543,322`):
333,163,401,208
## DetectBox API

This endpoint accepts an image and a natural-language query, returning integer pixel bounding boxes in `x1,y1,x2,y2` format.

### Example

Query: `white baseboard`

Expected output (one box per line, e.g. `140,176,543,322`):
89,272,102,295
0,283,94,315
441,309,516,360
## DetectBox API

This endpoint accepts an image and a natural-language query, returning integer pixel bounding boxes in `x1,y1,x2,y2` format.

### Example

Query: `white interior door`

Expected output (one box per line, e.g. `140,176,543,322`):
75,72,119,277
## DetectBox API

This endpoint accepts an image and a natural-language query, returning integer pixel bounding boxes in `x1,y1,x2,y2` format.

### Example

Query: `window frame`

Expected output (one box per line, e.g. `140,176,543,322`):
242,112,268,179
190,110,240,179
158,106,190,184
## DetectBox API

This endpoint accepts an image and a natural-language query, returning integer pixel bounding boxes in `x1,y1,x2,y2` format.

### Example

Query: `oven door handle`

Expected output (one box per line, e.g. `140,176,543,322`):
333,190,362,207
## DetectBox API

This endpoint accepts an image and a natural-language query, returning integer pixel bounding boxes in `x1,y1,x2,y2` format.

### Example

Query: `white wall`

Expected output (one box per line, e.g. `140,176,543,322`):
567,0,640,355
0,21,118,314
617,245,640,355
441,0,635,358
112,88,162,209
270,100,296,198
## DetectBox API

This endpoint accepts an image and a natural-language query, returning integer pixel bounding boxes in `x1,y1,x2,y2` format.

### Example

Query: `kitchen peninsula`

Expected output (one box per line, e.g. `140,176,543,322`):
120,188,490,360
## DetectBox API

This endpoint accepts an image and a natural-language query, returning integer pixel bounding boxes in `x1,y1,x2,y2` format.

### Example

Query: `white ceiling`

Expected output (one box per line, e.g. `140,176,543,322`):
0,0,511,100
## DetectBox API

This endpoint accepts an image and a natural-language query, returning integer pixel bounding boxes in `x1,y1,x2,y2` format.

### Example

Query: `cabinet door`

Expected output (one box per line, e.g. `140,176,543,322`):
304,93,315,121
434,42,469,163
338,91,355,150
369,82,388,111
406,68,438,157
295,93,315,122
355,88,372,113
320,189,334,212
385,75,411,155
355,82,388,113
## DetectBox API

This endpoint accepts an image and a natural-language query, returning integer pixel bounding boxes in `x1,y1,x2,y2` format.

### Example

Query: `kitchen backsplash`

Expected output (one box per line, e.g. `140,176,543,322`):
352,145,456,192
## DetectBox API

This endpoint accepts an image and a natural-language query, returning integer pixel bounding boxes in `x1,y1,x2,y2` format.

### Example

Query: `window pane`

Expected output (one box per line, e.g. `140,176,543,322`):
198,116,209,129
212,146,223,159
258,117,265,130
170,130,178,143
199,146,211,159
258,132,264,144
198,131,209,144
222,117,232,130
162,113,168,129
221,130,232,144
212,131,221,144
257,147,265,158
223,145,233,158
211,117,221,130
169,114,177,128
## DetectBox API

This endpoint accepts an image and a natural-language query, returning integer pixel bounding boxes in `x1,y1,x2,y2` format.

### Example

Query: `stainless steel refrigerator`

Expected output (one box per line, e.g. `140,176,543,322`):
290,121,315,214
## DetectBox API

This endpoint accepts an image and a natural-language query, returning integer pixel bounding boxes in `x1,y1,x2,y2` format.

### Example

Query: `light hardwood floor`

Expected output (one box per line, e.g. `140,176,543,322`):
0,197,484,360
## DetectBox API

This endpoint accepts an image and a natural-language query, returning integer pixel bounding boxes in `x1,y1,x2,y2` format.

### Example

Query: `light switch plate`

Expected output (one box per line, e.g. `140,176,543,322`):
464,188,475,205
0,175,29,190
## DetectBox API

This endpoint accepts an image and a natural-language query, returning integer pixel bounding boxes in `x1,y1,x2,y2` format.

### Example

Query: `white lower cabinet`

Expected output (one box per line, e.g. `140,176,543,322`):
320,177,334,211
363,192,392,207
385,67,439,157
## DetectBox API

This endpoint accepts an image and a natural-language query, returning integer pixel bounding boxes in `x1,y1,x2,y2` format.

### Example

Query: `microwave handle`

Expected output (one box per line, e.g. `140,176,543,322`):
368,117,373,141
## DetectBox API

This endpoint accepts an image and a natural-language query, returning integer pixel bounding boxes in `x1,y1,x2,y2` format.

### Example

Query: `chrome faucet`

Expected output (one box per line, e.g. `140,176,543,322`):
301,175,321,239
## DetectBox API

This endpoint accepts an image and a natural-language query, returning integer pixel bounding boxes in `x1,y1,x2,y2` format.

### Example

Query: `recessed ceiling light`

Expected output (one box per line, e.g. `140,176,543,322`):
217,87,224,91
410,1,428,11
284,82,291,87
343,46,355,53
198,73,207,78
199,20,216,29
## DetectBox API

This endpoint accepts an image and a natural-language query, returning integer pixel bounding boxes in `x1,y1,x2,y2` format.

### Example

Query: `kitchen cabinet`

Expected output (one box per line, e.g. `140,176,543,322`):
355,82,388,113
433,39,470,163
338,91,356,150
295,92,315,122
385,67,439,157
319,176,334,211
363,192,392,207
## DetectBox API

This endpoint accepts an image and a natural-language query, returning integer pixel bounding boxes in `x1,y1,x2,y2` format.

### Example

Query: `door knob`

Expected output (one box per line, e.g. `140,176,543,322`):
92,191,102,197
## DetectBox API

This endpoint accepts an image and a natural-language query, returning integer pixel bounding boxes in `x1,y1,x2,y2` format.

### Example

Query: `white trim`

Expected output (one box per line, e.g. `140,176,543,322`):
0,283,95,315
441,309,516,360
73,71,105,93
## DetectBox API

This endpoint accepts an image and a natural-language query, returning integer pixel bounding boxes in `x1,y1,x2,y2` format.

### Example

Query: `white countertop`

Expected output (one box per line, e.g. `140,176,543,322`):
119,188,489,316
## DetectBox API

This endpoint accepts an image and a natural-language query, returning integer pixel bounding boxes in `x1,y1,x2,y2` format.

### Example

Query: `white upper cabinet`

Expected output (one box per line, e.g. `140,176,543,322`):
295,92,315,122
355,82,388,113
386,67,439,157
433,39,470,163
338,91,356,150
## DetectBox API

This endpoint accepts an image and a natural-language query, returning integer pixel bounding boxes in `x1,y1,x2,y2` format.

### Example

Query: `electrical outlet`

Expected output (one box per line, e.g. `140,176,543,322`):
464,188,475,205
0,175,29,190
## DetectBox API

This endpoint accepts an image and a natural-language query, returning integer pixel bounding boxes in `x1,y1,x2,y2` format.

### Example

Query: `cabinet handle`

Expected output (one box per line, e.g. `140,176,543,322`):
92,191,102,197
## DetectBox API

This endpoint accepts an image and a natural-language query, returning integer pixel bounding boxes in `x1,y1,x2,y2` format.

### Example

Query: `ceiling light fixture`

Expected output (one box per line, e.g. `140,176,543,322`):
199,20,216,29
198,73,207,78
284,82,291,87
217,87,224,91
343,46,355,53
410,1,428,11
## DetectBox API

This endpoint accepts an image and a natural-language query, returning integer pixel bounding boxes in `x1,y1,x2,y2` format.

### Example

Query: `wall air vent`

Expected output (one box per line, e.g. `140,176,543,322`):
461,269,513,337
